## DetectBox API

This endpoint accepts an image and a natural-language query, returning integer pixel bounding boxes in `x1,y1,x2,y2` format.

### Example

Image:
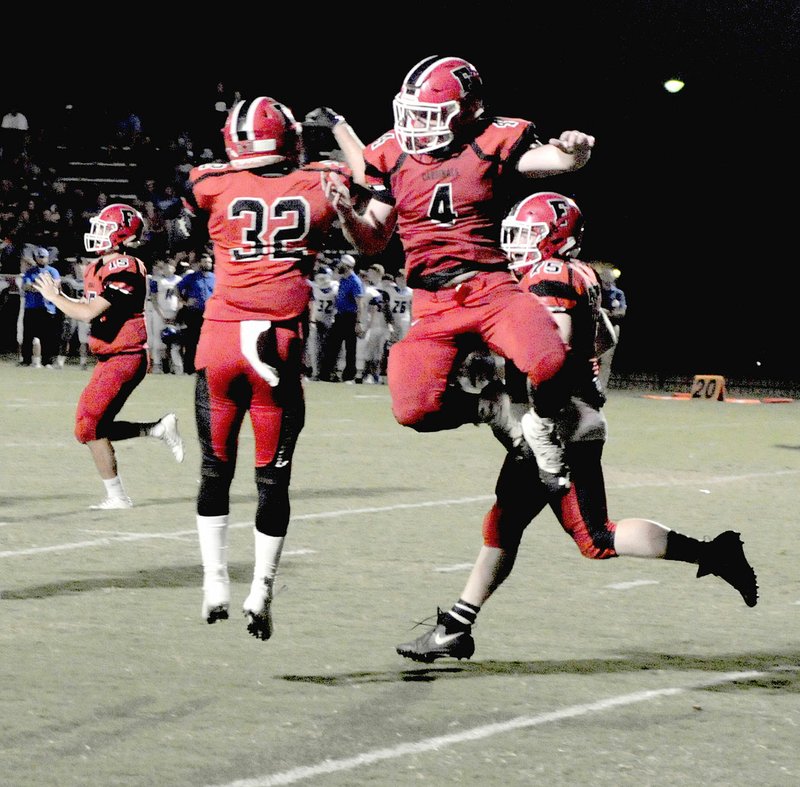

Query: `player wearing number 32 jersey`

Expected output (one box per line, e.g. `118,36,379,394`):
183,96,352,640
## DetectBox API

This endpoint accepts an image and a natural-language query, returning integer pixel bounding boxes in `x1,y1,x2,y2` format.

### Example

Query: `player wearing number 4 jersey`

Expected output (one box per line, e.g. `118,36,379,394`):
324,54,594,492
183,96,355,640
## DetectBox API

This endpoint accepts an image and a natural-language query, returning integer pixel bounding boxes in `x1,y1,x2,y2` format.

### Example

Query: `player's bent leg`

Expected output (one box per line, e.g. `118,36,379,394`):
387,337,475,431
552,441,617,559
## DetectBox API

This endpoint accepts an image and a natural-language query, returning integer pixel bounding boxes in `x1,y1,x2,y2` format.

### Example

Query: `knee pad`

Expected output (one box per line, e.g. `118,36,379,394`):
197,458,234,517
254,466,290,537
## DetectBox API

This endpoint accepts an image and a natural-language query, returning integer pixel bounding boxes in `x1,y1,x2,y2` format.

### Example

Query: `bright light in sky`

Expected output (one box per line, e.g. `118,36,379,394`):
663,78,685,93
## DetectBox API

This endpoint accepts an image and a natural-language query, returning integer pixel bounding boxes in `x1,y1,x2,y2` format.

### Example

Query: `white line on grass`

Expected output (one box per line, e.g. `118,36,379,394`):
435,563,475,572
207,670,765,787
0,497,493,558
2,466,798,558
606,579,661,590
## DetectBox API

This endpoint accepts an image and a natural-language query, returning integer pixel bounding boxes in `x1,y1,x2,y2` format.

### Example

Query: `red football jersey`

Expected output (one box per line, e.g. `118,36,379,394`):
521,257,602,369
363,118,541,290
188,160,350,321
83,252,148,355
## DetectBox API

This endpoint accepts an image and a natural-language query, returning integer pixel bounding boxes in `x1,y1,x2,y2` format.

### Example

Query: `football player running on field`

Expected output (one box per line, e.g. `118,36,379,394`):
182,96,361,640
396,192,758,663
32,203,184,511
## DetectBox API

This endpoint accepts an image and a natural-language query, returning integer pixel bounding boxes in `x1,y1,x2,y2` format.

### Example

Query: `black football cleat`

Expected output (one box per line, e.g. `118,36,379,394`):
696,530,759,607
396,609,475,663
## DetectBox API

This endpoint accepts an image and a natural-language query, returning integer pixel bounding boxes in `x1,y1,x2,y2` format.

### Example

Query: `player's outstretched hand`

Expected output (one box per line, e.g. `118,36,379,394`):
31,271,60,302
323,170,354,214
549,130,595,162
305,107,345,129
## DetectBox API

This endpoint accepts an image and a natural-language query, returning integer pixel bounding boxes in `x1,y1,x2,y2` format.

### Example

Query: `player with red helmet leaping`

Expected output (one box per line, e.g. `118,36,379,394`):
181,96,360,640
32,202,185,510
323,54,596,494
395,191,759,663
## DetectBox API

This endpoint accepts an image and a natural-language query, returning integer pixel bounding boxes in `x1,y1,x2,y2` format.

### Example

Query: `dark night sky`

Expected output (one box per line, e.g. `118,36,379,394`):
7,1,798,379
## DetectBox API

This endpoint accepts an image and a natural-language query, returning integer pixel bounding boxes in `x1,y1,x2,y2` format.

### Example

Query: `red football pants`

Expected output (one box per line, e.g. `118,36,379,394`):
387,271,567,427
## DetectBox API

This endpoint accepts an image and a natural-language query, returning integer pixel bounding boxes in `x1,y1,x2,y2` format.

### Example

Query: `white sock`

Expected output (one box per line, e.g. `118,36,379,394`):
253,530,284,582
149,418,165,438
197,514,229,580
103,476,127,499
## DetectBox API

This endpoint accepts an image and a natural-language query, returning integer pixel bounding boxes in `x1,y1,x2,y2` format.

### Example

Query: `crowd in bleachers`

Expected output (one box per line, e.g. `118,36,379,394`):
0,93,410,373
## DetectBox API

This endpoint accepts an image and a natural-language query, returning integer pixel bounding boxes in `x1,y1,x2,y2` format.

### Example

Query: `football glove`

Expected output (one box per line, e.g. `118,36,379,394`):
304,106,345,129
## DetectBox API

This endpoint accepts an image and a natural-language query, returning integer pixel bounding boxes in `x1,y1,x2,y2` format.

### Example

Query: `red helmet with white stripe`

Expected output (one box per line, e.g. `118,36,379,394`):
501,192,584,273
84,203,145,254
223,96,302,169
392,55,483,154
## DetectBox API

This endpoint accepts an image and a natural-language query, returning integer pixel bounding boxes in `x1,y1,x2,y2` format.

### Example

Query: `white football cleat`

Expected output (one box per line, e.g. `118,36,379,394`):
202,570,230,624
154,413,184,463
521,410,570,495
89,496,133,510
243,577,274,641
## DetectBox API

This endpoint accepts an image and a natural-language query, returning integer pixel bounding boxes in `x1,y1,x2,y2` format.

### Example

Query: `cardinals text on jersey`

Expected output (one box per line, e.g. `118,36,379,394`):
363,118,542,290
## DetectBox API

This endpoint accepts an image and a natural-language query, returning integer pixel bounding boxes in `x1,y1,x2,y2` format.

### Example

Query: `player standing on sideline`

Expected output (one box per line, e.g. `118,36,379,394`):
361,268,394,384
323,55,595,493
32,203,185,510
387,269,413,343
55,257,90,370
396,192,759,662
306,263,338,380
149,258,185,375
182,96,355,639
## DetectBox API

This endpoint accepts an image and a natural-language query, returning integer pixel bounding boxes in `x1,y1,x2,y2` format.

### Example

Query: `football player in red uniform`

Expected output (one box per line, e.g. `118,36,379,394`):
324,55,595,493
396,192,759,662
32,203,185,510
183,96,356,639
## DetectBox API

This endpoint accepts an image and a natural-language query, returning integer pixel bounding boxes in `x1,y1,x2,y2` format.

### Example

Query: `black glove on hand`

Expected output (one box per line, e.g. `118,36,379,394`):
304,106,345,128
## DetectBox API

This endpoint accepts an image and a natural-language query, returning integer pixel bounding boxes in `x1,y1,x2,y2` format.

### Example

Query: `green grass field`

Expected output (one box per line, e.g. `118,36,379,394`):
1,361,798,786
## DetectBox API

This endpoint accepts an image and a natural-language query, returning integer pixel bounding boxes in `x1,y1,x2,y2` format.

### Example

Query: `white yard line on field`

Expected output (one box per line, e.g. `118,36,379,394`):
207,671,768,787
0,497,493,558
2,467,798,559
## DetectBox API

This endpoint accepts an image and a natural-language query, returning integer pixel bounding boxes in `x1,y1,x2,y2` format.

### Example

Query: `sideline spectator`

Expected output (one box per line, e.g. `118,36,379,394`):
592,262,627,391
177,252,215,374
387,269,413,342
1,107,29,159
305,263,337,380
20,247,60,367
148,258,184,374
318,254,363,382
359,265,393,384
56,257,90,369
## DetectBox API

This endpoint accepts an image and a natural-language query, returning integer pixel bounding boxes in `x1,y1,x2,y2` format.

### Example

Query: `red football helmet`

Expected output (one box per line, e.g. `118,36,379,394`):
501,192,584,273
393,55,483,154
84,203,145,254
223,96,302,169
